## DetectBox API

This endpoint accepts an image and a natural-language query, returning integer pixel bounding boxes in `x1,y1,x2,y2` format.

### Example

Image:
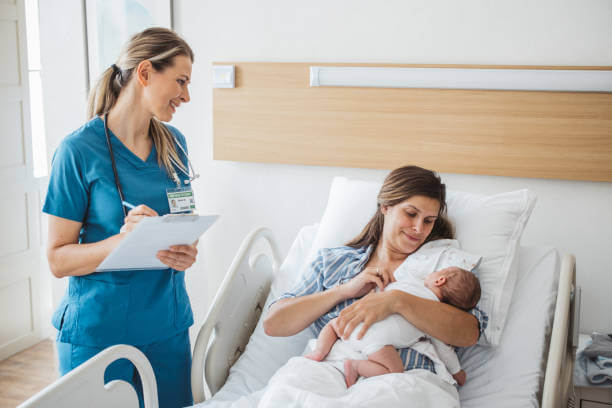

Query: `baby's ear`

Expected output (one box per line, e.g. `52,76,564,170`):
434,276,447,286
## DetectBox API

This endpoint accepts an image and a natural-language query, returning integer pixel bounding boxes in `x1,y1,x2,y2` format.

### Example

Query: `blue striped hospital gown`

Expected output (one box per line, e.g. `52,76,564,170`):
272,244,488,373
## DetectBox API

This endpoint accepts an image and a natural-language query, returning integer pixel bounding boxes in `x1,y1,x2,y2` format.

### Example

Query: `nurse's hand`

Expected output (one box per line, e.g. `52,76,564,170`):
157,242,198,271
120,205,158,234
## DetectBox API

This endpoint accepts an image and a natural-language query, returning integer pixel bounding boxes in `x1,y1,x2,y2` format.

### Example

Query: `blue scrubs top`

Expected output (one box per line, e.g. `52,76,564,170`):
43,117,194,347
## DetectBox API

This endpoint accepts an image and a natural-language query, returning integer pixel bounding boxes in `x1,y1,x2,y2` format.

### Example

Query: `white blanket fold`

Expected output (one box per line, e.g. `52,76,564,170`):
257,357,460,408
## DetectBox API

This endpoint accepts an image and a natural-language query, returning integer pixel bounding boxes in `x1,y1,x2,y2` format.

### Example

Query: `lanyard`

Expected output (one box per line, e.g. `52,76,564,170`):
103,113,128,218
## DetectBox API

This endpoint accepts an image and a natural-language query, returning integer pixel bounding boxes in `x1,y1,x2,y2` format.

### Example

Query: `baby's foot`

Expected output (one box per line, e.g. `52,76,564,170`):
344,360,359,388
304,351,325,362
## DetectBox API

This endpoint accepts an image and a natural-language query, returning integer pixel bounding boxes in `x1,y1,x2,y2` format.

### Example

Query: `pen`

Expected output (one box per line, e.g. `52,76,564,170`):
121,200,137,210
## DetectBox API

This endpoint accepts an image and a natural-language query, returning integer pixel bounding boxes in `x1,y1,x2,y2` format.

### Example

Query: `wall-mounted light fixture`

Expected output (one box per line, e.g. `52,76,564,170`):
309,66,612,92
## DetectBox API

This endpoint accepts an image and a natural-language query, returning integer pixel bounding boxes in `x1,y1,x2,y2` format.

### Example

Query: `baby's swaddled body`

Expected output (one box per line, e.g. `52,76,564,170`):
340,239,482,378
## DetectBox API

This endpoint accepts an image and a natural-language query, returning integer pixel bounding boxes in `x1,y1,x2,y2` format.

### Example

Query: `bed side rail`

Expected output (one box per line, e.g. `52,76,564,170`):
17,344,157,408
542,253,577,408
191,227,281,403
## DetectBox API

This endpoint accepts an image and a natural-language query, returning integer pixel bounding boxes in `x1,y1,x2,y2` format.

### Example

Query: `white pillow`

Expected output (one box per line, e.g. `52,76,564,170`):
304,176,536,346
446,189,536,345
271,223,319,299
304,177,380,264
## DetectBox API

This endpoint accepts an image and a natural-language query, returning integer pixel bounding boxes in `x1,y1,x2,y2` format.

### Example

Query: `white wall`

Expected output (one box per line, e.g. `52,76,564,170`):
39,0,612,342
171,0,612,337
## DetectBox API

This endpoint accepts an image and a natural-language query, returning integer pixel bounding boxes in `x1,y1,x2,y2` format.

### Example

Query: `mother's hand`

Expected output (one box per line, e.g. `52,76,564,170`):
157,242,198,271
336,290,399,340
340,266,395,300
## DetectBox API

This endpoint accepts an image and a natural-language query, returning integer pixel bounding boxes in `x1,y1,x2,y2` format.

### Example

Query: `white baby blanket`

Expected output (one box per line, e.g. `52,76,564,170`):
257,356,460,408
193,357,460,408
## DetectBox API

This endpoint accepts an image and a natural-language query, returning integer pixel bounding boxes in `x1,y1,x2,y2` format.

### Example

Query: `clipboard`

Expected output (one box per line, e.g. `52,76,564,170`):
95,214,219,272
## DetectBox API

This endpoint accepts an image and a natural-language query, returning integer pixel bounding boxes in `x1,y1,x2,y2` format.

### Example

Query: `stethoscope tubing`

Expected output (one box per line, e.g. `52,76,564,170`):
103,113,199,218
104,113,128,218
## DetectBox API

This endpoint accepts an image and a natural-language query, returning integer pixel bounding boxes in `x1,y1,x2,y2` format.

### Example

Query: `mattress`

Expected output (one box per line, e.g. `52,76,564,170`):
195,225,559,407
458,245,559,407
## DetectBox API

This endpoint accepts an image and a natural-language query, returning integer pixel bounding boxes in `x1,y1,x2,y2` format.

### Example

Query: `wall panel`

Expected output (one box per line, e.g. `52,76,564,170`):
214,63,612,182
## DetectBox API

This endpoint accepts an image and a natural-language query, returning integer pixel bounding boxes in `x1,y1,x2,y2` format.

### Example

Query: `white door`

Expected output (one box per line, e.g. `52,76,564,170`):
0,0,42,360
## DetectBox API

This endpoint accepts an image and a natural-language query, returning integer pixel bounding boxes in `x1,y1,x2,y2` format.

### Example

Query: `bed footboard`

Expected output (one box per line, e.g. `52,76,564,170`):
17,345,157,408
191,227,281,403
541,253,577,408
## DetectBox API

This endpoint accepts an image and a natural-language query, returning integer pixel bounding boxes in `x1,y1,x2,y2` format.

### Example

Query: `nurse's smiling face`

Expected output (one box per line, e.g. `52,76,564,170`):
141,55,192,122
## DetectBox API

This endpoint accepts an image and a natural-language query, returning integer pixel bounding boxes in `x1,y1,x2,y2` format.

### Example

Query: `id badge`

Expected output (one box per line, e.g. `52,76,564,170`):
166,187,196,214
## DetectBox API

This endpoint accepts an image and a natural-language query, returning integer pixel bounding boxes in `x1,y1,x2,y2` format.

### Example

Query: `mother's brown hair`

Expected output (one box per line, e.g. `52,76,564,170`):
346,165,454,249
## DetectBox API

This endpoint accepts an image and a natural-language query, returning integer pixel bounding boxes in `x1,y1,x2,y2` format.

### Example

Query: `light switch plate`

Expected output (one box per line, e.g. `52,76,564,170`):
212,65,235,88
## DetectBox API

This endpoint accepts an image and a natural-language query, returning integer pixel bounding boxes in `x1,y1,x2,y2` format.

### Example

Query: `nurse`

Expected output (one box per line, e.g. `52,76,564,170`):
44,27,197,407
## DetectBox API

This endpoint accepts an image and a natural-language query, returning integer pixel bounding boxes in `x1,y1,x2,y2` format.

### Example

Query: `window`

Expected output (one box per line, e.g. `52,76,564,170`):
25,0,47,178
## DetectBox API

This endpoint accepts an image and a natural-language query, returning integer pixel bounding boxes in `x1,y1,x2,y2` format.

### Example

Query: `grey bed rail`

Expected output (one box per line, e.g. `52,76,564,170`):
541,254,577,408
18,345,158,408
191,227,281,403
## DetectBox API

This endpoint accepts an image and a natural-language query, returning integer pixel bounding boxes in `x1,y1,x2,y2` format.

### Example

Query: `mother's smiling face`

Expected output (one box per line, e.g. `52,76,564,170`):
346,166,452,252
381,195,441,255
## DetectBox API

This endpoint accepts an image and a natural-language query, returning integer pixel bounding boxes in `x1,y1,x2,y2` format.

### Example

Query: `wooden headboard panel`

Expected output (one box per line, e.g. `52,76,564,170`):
212,63,612,182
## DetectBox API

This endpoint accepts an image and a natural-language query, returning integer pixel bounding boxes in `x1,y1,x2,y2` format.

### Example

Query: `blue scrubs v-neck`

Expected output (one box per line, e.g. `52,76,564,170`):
43,117,193,348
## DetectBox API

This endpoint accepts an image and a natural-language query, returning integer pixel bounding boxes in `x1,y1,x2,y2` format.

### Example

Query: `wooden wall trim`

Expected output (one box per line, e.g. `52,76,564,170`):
213,63,612,182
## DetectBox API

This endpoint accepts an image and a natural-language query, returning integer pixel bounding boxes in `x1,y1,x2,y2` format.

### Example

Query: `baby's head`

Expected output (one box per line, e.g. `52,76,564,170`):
424,266,481,311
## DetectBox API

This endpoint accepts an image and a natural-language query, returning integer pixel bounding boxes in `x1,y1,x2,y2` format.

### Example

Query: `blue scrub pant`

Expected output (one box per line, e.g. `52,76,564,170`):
57,330,192,408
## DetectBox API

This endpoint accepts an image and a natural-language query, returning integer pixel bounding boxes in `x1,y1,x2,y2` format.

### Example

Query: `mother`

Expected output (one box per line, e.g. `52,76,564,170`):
264,165,486,381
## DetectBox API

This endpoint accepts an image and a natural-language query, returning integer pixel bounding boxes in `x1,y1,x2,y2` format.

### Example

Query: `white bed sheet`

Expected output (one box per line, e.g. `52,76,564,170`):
196,226,559,407
458,245,559,407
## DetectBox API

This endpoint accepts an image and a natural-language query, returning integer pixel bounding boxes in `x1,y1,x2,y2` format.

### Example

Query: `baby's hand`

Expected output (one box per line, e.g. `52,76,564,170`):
452,369,466,386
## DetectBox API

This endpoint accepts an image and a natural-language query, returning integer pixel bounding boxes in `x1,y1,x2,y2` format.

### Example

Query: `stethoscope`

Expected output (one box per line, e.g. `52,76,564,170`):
103,112,200,217
168,137,200,187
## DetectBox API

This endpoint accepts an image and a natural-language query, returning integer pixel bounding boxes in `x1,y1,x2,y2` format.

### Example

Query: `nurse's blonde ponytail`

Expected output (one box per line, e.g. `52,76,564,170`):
87,27,194,175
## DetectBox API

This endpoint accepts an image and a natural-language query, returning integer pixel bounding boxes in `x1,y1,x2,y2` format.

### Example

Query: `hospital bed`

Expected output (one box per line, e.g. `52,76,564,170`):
190,227,578,408
18,192,578,408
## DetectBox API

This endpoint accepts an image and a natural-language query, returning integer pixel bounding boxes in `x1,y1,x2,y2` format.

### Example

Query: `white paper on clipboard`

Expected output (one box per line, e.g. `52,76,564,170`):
95,214,219,272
